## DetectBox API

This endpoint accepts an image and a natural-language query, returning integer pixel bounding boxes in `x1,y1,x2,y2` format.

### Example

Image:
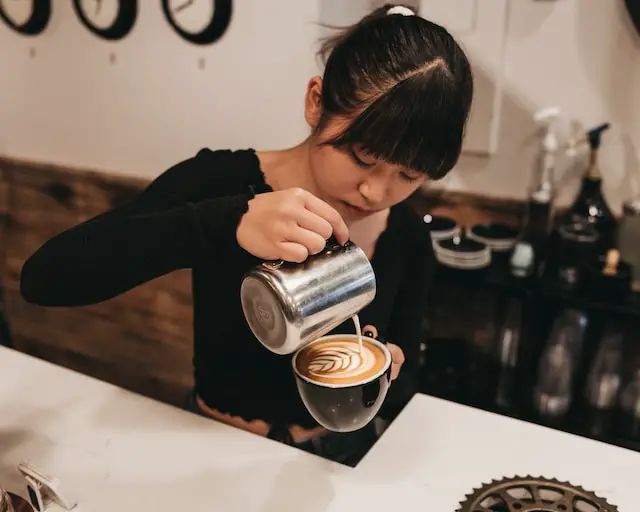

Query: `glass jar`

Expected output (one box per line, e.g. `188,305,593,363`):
556,221,600,286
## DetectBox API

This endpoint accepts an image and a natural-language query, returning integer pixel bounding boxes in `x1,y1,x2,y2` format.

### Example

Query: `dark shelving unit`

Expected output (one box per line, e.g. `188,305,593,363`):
420,258,640,453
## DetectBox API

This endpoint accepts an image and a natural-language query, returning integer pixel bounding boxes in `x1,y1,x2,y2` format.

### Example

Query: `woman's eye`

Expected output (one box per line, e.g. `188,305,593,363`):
349,148,376,168
400,172,421,183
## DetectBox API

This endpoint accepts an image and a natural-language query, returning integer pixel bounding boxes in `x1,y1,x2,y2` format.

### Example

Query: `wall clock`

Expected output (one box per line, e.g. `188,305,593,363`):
72,0,137,41
161,0,232,45
625,0,640,37
0,0,51,36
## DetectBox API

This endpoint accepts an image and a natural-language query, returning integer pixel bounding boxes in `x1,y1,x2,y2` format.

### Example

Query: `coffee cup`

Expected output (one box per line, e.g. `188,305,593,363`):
292,334,392,433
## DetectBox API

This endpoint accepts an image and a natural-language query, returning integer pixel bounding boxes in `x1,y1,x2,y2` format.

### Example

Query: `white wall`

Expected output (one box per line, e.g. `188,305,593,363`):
1,1,639,212
0,1,320,177
440,0,640,212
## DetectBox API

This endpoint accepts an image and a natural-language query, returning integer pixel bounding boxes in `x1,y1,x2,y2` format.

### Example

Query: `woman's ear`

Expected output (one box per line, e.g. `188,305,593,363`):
304,76,324,129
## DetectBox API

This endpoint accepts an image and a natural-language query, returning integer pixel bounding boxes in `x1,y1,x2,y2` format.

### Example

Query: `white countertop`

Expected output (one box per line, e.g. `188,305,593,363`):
1,346,638,511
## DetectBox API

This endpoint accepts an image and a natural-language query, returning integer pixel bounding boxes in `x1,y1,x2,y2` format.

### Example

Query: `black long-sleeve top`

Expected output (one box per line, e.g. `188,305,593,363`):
20,148,435,428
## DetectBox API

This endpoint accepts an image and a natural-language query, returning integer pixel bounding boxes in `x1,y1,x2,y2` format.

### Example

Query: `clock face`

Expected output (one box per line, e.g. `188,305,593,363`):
161,0,232,45
0,0,50,35
0,0,34,27
72,0,137,40
165,0,214,36
75,0,120,30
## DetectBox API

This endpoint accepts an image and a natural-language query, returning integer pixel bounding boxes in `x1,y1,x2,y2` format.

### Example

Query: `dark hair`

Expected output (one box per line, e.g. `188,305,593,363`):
316,3,474,180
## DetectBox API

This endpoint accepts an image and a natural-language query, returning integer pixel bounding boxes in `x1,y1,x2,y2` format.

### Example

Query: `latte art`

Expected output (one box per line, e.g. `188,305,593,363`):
306,341,377,380
295,337,388,386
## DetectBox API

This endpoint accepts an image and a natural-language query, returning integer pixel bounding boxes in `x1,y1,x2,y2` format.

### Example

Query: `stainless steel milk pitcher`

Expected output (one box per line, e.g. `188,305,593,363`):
240,238,376,355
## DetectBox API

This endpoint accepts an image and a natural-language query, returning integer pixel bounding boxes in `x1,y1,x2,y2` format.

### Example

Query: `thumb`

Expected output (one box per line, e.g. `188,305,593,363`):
362,325,378,339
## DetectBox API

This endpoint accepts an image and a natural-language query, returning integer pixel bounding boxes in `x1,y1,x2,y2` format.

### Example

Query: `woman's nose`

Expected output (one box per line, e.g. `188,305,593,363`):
358,178,386,205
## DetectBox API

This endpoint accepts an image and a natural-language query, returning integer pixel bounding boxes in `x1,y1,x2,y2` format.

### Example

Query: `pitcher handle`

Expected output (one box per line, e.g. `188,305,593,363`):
261,237,347,269
324,235,348,253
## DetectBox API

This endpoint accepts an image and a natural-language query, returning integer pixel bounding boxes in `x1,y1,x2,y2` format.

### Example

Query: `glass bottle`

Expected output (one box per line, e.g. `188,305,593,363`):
533,309,589,420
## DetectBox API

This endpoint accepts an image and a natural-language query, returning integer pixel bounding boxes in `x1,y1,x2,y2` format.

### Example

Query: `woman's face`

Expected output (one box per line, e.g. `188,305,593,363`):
304,78,428,222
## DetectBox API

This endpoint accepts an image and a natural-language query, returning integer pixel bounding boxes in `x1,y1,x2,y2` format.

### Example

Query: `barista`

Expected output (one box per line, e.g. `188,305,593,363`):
19,4,473,467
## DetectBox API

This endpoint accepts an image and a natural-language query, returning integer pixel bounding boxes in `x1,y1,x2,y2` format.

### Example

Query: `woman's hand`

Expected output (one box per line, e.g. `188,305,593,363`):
362,325,405,381
237,188,349,263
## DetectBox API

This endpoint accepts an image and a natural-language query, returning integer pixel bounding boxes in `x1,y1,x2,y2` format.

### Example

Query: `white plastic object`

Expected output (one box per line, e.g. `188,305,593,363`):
17,461,78,511
510,242,534,277
531,106,562,199
533,106,561,153
387,5,415,16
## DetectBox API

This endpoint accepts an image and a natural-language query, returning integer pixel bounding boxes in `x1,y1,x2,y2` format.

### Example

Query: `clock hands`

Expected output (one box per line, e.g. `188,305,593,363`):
95,0,103,15
174,0,195,14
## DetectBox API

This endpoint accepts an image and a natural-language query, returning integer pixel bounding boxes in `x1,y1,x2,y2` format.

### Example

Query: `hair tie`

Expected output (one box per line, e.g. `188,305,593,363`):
387,5,415,16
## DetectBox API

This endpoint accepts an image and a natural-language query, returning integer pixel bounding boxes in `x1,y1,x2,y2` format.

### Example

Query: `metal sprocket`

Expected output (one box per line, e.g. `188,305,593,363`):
456,475,618,512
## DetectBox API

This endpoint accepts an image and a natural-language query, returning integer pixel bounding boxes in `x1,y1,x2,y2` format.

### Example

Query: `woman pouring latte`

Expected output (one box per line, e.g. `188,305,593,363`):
19,4,473,467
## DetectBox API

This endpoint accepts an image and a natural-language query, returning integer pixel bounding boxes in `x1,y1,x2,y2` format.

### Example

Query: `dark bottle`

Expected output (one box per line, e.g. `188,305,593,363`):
516,108,560,278
518,200,554,279
564,123,617,253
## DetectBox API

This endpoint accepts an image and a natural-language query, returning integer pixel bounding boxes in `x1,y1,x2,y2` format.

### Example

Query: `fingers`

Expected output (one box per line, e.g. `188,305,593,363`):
362,331,403,381
295,209,334,241
287,226,327,256
277,242,310,263
386,343,405,366
302,193,350,245
387,343,405,381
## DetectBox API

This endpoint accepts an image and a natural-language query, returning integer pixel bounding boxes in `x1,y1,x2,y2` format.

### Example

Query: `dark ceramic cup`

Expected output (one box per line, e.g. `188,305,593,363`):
292,334,392,433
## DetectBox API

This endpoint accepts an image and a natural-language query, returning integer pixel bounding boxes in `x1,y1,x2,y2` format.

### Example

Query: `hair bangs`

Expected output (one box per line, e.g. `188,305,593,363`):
322,67,470,180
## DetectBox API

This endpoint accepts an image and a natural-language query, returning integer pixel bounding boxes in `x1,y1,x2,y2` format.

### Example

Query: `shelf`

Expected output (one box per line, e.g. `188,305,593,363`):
535,278,640,318
432,258,640,318
424,258,640,456
432,257,535,296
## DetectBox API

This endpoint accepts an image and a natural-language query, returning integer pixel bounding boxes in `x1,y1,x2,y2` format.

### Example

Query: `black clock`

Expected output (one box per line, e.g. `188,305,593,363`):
72,0,137,41
626,0,640,37
0,0,51,36
162,0,232,46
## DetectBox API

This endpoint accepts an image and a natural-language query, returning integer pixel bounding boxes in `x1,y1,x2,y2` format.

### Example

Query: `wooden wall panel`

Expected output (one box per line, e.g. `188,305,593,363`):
0,157,195,407
0,155,523,408
406,188,524,229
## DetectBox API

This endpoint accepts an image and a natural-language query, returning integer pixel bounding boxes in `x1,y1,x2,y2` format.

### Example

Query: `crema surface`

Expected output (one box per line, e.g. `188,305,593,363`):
296,338,387,385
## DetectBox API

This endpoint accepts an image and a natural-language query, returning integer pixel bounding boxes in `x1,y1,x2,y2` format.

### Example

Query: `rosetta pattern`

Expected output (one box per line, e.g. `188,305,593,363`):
306,341,376,380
